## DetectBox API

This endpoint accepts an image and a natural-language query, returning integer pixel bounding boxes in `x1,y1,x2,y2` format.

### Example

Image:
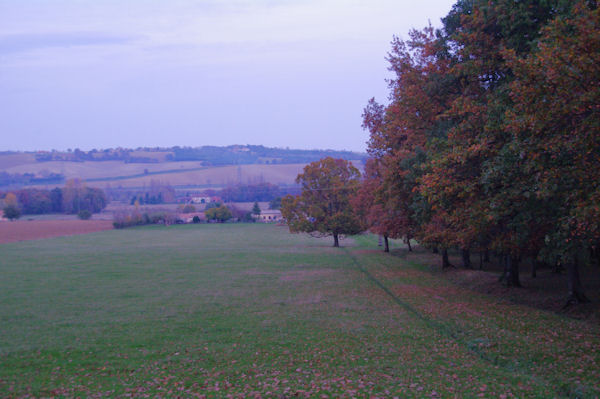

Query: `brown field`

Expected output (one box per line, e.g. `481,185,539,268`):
0,220,113,244
4,160,206,181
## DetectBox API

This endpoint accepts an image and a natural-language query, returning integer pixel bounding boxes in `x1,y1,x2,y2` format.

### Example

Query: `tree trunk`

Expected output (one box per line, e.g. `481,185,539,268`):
565,256,590,307
442,249,453,268
553,261,564,274
432,247,438,254
479,251,484,270
384,235,389,253
510,256,521,287
461,248,471,269
406,237,412,252
531,259,537,278
484,249,490,263
333,233,339,247
499,255,521,287
498,255,508,283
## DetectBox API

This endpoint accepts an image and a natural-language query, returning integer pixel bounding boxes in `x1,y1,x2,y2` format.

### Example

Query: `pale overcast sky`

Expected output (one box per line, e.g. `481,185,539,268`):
0,0,456,152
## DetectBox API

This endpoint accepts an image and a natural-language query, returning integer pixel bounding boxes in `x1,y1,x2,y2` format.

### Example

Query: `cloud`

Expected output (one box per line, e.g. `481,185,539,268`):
0,32,136,55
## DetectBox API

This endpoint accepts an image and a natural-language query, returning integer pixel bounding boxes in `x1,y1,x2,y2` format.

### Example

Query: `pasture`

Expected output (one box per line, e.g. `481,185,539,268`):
0,224,599,397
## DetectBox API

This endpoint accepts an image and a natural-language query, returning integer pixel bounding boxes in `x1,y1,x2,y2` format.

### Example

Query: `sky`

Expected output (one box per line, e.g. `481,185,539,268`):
0,0,456,153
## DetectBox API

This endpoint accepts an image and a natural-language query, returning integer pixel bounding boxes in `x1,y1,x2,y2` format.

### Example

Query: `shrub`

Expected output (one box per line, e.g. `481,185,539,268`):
112,208,177,229
182,204,196,213
77,210,92,220
228,204,254,223
3,205,21,221
205,205,232,223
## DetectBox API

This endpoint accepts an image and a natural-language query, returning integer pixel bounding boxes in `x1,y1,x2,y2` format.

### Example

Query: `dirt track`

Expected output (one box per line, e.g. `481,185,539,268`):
0,220,113,244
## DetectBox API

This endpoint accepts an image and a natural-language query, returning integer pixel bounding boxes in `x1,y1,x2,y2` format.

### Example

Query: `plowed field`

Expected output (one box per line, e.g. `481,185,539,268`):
0,220,113,243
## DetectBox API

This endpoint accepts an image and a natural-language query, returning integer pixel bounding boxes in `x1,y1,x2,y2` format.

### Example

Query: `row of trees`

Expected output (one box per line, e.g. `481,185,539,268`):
283,1,599,304
29,145,365,165
168,145,365,165
2,179,108,219
359,0,599,303
112,208,177,229
0,171,64,187
219,183,281,202
106,180,175,204
34,147,147,162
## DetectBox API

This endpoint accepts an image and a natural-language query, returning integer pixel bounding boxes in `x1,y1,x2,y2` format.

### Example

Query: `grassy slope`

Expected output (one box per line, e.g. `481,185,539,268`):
0,224,598,398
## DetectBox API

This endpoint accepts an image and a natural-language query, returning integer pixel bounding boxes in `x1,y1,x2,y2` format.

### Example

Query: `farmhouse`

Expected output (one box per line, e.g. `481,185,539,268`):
191,196,213,204
256,210,282,223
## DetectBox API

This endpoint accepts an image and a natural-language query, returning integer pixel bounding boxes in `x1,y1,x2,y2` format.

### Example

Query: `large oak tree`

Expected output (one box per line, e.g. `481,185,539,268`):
281,157,363,247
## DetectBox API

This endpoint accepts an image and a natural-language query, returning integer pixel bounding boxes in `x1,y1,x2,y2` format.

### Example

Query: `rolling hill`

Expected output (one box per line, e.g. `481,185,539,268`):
0,146,365,190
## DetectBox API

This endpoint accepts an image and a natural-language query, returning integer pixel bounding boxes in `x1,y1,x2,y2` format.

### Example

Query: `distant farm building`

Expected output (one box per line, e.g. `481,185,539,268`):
256,210,282,223
191,196,214,204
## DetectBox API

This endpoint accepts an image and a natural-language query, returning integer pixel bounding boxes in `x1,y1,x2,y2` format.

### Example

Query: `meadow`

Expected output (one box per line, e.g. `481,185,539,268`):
0,224,599,398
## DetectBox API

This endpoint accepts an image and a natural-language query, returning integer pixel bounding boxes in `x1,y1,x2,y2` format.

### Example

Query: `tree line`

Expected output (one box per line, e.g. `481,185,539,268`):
217,183,281,202
283,0,599,305
28,145,366,166
1,179,108,219
0,171,65,187
167,145,365,165
34,148,157,163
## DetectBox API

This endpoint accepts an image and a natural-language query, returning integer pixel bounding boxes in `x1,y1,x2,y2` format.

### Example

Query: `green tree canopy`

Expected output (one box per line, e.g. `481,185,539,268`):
3,204,21,221
281,157,364,247
358,0,599,300
204,205,232,223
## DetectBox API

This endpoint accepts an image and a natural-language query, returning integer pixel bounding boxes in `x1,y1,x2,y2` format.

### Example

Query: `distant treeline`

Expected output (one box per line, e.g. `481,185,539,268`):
1,180,107,215
167,145,365,165
0,171,65,187
201,183,300,202
30,145,365,166
128,181,176,205
35,148,161,163
112,209,177,229
218,183,280,202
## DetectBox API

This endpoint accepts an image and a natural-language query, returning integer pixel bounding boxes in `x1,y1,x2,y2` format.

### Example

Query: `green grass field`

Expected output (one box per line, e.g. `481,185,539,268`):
1,224,599,398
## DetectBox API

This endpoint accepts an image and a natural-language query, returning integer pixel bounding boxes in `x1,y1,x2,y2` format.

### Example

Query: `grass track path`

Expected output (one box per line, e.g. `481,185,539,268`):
344,238,600,398
343,247,554,394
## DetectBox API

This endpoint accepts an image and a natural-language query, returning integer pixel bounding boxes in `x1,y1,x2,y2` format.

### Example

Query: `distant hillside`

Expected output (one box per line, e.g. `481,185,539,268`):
27,145,366,166
0,146,366,190
166,145,365,165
